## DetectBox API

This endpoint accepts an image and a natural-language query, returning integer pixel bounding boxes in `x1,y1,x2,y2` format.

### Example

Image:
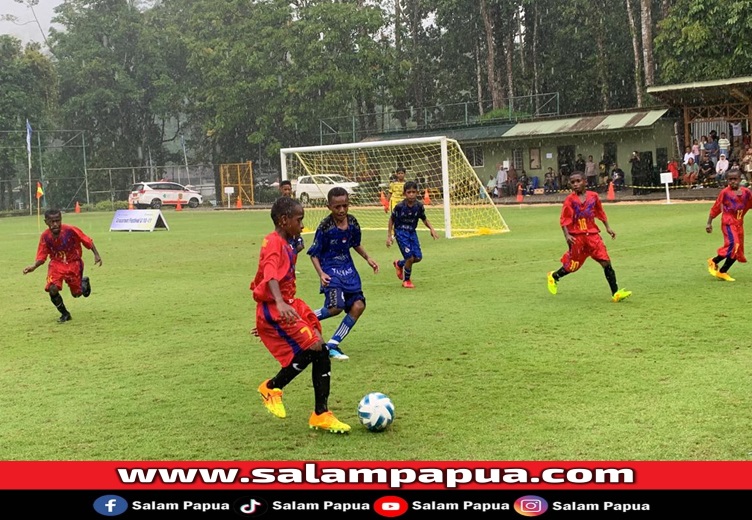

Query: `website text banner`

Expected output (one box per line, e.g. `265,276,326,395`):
3,490,751,518
0,462,750,490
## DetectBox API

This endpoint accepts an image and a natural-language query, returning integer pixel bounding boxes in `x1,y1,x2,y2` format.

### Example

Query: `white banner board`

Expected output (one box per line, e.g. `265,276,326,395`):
110,210,169,232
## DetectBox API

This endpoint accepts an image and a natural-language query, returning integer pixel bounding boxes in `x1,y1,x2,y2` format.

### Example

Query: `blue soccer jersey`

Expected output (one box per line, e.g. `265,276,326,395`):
391,200,426,231
307,214,363,292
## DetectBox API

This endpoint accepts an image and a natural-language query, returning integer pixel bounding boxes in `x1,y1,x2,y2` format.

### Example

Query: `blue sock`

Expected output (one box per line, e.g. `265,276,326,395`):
315,307,331,320
403,267,412,281
327,314,357,348
397,259,405,268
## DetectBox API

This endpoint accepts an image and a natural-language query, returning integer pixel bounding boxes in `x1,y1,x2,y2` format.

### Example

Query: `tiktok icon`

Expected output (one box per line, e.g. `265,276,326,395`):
234,497,268,516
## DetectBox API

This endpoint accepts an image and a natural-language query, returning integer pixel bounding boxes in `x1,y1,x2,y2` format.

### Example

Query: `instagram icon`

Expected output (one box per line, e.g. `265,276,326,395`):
514,495,548,517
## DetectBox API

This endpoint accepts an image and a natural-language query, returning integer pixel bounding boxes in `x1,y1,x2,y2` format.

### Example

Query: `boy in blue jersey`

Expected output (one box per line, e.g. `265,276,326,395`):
307,187,379,361
387,181,439,288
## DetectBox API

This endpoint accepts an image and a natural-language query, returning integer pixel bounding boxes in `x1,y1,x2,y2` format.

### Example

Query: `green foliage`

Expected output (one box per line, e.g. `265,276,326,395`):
2,204,751,460
655,0,752,83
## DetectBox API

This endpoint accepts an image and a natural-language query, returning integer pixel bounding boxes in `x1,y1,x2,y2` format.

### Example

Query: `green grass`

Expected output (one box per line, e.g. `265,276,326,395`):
1,202,751,461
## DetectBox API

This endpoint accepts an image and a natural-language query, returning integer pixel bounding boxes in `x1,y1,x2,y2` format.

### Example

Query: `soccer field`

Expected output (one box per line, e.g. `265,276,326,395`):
1,202,750,461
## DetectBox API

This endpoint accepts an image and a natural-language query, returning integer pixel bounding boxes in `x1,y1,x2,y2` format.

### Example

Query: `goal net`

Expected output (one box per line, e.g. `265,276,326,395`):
280,136,509,238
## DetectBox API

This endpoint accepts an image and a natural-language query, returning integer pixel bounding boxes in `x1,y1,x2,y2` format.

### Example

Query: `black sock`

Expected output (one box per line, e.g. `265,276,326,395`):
311,349,331,415
553,267,568,281
603,264,618,294
51,293,68,316
720,258,736,273
712,255,724,265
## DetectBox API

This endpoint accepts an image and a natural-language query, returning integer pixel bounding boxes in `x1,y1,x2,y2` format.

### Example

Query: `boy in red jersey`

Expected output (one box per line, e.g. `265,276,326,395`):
706,169,752,281
22,208,102,323
546,172,631,302
252,196,350,433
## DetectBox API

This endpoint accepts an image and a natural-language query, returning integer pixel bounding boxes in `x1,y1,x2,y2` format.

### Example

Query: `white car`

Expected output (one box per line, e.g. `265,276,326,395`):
294,174,359,203
129,181,203,209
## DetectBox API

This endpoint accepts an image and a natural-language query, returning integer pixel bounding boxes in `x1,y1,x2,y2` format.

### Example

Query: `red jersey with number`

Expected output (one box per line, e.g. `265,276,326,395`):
709,186,752,227
250,231,297,303
560,191,608,235
36,224,94,265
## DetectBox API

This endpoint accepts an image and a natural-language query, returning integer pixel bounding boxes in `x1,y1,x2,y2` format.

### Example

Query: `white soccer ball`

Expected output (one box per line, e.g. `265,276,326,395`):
357,392,395,432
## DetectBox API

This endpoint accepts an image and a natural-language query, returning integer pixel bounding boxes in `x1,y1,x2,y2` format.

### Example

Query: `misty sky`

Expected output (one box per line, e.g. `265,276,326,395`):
0,1,60,44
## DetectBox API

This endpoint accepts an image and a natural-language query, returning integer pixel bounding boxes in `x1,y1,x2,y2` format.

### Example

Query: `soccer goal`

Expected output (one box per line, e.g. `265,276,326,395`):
280,136,510,238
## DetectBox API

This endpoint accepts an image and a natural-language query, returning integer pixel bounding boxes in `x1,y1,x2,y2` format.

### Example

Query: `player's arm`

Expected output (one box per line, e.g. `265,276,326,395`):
707,196,723,232
386,214,395,247
23,259,45,274
24,238,49,274
90,242,103,266
422,218,439,240
353,245,379,273
268,279,297,323
309,255,331,286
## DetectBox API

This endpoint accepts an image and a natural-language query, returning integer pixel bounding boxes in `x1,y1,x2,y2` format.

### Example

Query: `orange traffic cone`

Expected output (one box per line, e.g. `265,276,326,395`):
423,189,431,205
128,199,134,210
607,181,616,201
176,198,183,211
379,191,389,213
74,201,81,214
516,184,524,203
236,196,243,209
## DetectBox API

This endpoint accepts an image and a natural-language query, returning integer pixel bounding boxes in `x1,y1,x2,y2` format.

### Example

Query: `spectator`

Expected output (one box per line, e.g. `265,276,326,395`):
612,163,625,190
683,157,699,186
692,139,701,164
718,132,731,159
698,155,715,186
486,175,496,197
495,163,508,198
667,157,681,185
705,135,720,166
544,167,558,194
585,155,597,188
575,154,586,173
683,146,694,166
716,154,730,182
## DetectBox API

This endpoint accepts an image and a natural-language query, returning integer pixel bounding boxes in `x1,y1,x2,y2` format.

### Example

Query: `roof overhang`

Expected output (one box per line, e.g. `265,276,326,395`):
361,123,515,143
647,77,752,106
502,109,669,139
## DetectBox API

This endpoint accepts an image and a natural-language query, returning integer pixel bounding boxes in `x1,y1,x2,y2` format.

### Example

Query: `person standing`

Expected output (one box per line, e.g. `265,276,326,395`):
495,163,508,198
706,169,752,282
253,196,350,433
387,166,406,211
279,180,304,253
546,172,632,303
387,181,439,288
307,187,379,361
585,155,597,188
22,208,102,323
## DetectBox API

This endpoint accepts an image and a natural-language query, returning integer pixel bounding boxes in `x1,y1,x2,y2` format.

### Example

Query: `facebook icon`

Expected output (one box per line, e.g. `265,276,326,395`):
93,495,128,516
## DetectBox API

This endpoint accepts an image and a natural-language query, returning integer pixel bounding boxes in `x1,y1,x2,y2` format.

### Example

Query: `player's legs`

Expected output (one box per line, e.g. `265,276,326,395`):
396,231,422,285
325,293,365,361
592,238,631,301
46,266,71,322
548,237,587,288
314,288,344,321
257,300,323,418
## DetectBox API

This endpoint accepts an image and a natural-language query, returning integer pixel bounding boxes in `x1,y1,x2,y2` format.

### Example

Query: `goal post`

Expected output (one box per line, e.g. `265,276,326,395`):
280,136,510,238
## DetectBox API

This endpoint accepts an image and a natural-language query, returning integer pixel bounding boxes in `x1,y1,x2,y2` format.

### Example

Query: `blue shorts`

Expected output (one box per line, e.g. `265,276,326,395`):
395,230,422,261
322,287,365,312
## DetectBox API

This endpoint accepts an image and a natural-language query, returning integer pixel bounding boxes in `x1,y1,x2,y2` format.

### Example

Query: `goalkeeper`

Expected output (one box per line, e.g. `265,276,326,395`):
386,166,407,211
387,181,439,289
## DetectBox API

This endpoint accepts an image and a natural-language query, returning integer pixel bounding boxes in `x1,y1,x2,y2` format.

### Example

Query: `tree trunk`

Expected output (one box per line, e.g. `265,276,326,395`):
531,1,539,107
640,0,654,86
475,39,485,117
625,0,644,107
479,0,504,109
594,8,610,110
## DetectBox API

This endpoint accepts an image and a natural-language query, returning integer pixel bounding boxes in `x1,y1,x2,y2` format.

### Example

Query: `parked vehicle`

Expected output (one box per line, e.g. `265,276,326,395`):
128,181,203,209
294,174,359,203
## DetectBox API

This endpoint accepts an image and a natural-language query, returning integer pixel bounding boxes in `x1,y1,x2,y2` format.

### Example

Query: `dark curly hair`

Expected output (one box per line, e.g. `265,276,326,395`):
271,196,302,225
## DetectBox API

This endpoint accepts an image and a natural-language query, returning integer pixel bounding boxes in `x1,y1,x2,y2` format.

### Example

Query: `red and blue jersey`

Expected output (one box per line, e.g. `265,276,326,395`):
560,191,608,234
709,186,752,227
36,224,94,265
251,231,297,303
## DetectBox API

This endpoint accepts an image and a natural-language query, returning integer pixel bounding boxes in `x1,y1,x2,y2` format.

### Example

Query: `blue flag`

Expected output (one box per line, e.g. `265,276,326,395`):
26,119,32,155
